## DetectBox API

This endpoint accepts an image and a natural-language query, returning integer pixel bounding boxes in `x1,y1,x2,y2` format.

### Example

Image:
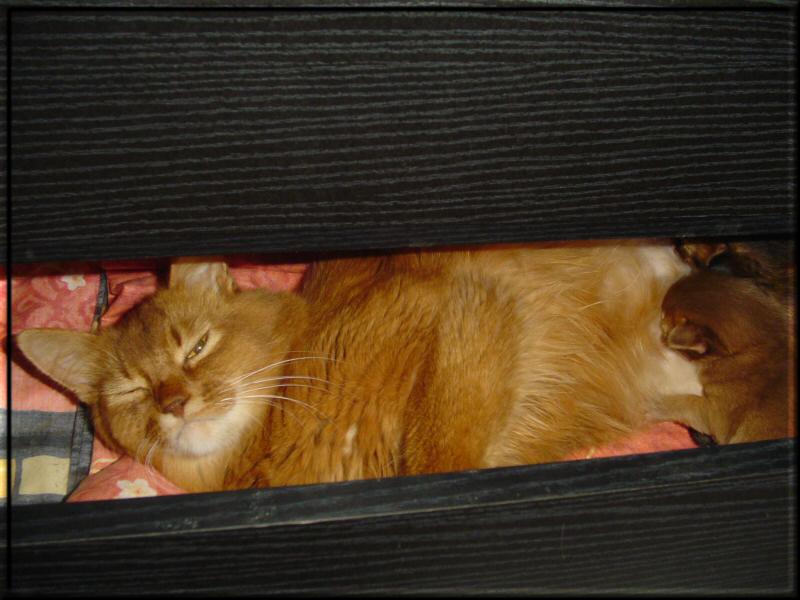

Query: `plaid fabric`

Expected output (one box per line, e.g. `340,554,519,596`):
2,406,94,505
2,262,102,506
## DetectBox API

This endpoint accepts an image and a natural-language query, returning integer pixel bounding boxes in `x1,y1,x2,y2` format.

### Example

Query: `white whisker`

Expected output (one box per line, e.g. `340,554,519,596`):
223,355,339,390
220,392,330,424
237,374,338,389
134,437,149,463
234,383,333,396
237,394,326,418
232,407,275,429
143,437,160,480
217,398,305,426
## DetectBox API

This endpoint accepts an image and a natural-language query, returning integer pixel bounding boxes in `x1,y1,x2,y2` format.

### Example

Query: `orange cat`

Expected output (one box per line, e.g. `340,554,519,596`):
16,242,705,493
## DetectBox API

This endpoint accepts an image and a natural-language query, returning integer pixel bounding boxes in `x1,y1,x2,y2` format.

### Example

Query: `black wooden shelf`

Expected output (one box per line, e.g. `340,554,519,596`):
6,440,796,595
2,4,796,596
5,7,796,264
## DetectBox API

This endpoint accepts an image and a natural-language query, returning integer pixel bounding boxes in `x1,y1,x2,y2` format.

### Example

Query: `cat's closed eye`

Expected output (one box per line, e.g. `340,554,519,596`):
117,387,147,397
103,385,150,408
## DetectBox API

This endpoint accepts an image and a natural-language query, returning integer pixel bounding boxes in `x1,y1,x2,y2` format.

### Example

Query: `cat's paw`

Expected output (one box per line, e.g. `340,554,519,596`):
688,427,717,447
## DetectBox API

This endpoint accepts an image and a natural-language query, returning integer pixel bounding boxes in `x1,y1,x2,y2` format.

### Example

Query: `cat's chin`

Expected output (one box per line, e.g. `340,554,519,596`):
174,418,225,456
158,408,250,458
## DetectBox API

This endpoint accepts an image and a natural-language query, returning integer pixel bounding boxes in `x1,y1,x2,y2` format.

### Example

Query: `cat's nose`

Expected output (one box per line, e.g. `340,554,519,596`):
156,381,189,417
162,396,187,417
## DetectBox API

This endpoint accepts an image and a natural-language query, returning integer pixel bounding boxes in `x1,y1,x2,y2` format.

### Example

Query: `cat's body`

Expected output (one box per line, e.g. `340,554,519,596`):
17,242,702,493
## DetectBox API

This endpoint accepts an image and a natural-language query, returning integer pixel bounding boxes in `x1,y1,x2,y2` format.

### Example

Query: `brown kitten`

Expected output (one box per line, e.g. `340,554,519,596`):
675,238,795,303
16,243,702,493
657,269,793,444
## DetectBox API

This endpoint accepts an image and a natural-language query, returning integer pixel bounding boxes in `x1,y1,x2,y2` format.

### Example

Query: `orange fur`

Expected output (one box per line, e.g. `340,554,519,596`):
17,242,718,493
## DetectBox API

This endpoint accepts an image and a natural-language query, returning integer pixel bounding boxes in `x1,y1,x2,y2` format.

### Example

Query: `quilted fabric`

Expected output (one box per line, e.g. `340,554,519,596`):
4,261,102,505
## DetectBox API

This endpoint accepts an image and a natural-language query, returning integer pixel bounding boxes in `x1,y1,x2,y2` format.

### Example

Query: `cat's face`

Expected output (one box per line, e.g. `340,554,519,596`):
15,261,305,464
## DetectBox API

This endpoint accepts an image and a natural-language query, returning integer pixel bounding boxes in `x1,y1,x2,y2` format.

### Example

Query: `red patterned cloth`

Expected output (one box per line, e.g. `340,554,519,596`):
10,262,102,413
6,262,105,504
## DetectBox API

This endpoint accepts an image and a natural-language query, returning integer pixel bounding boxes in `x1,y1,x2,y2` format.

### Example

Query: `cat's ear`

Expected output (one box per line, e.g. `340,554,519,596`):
665,322,721,356
169,258,237,295
15,329,104,401
676,241,728,269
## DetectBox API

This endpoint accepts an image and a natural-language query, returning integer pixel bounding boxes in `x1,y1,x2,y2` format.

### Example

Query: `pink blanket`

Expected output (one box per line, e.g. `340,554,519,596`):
6,257,699,503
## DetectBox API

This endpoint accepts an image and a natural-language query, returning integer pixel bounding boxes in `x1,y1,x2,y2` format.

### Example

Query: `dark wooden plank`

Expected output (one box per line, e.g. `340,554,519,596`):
1,8,8,590
4,1,797,8
1,8,7,264
9,439,795,595
9,9,796,264
0,514,6,598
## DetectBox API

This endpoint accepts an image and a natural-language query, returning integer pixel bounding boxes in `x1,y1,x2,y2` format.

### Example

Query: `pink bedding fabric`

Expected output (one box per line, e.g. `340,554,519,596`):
66,422,698,501
7,257,699,503
9,262,103,413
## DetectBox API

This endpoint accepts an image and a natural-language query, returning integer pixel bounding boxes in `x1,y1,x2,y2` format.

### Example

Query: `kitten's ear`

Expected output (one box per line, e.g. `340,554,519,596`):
677,241,728,269
15,329,103,401
169,258,237,295
665,322,719,356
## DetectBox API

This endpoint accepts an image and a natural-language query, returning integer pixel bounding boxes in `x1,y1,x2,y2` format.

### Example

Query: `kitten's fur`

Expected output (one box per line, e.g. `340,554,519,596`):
17,242,703,493
675,239,794,303
656,241,794,444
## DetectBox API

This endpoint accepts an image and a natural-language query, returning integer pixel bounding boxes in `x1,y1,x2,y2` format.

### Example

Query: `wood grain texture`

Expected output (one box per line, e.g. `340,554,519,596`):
4,7,797,596
4,1,798,8
9,8,796,264
9,439,795,595
1,9,6,264
1,11,8,593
